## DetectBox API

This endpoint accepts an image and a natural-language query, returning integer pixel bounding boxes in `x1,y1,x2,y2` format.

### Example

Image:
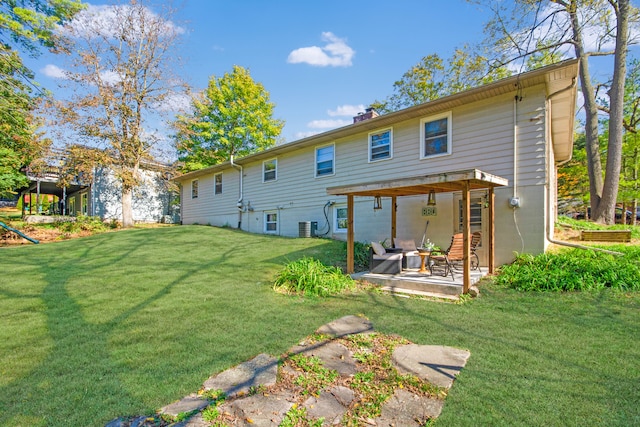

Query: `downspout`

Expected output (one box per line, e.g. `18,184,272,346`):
230,155,243,229
544,80,622,256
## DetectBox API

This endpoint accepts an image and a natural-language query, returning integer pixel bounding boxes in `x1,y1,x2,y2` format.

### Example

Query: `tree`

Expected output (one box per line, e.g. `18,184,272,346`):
618,57,640,224
174,65,284,172
371,48,511,114
0,0,84,197
53,0,185,227
479,0,638,224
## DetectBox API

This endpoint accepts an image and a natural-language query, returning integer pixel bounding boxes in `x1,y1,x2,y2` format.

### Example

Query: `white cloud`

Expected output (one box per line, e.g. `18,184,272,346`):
307,119,351,129
327,104,365,117
287,32,355,67
64,4,184,40
295,130,323,139
41,64,68,79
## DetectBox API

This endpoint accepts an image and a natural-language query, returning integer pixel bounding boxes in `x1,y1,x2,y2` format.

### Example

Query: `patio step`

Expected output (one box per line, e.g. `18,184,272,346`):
353,271,470,298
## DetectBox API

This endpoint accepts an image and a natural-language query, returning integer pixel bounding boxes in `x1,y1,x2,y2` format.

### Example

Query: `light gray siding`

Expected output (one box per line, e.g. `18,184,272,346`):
176,66,575,266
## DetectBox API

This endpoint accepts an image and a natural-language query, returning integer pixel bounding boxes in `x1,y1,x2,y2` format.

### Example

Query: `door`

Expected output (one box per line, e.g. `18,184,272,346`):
453,191,488,267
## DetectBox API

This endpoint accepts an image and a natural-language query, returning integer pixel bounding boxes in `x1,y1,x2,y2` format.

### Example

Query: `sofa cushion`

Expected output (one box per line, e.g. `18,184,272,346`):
394,238,417,251
371,241,386,256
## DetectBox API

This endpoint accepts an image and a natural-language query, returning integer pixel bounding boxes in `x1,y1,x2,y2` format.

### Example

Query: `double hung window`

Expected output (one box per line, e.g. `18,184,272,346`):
191,179,199,199
264,212,278,233
214,173,222,195
315,145,334,177
369,128,392,161
420,112,452,158
263,159,277,182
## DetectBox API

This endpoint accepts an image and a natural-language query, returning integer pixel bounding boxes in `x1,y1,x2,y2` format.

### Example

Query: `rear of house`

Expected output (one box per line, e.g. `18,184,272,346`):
175,60,578,266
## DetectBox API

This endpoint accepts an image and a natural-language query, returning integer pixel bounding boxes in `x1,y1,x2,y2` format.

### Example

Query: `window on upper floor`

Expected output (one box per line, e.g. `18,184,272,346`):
334,205,348,233
420,112,452,159
264,211,278,233
263,158,277,182
191,179,199,199
214,173,222,195
369,128,393,162
315,144,334,177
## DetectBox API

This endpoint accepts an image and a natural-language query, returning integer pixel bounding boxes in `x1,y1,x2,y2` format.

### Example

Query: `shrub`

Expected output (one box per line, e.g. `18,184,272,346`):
55,216,111,234
494,247,640,292
273,257,355,296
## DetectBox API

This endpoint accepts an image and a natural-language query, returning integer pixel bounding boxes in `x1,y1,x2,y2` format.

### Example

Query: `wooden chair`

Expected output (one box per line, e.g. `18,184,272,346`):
470,231,481,270
429,233,464,279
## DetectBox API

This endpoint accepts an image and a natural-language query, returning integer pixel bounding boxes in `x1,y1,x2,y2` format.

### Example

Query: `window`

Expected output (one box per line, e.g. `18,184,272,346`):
334,206,348,233
68,198,76,216
81,193,88,215
458,197,483,234
420,112,452,158
263,158,277,182
191,179,199,199
214,173,222,195
315,144,334,177
264,212,278,233
369,128,393,161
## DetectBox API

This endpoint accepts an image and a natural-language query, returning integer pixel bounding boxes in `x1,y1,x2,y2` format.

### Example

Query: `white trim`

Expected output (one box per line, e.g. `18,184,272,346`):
315,143,335,178
420,111,452,159
368,127,393,162
262,158,277,183
264,211,278,234
333,204,348,233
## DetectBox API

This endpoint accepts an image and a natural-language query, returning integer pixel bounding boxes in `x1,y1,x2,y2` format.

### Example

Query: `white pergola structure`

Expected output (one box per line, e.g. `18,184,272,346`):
327,169,508,294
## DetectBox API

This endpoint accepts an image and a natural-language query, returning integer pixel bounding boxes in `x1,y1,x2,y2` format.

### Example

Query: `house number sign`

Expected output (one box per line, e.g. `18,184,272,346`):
422,207,437,216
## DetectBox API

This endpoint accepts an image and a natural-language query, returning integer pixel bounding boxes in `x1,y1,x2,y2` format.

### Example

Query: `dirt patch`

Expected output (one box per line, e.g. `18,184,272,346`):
0,224,95,246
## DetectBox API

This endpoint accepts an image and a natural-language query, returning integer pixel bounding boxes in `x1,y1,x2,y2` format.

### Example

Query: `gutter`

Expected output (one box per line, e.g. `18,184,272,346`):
230,155,244,229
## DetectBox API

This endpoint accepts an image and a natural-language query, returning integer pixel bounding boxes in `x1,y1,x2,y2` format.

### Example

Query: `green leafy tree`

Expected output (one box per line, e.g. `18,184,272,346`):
371,47,511,114
174,65,284,172
479,0,638,224
618,57,640,224
53,0,185,227
0,0,84,197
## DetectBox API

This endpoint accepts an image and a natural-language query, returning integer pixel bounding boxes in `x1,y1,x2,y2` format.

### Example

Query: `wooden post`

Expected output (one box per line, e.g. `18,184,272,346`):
347,195,354,274
462,181,471,294
391,196,397,245
488,187,495,274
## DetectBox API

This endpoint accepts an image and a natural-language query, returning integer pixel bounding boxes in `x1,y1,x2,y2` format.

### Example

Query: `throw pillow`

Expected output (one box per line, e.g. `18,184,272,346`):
370,241,386,256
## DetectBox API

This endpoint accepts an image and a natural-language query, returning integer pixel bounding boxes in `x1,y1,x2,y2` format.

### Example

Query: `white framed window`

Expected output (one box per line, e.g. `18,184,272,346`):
264,211,278,233
315,144,334,177
369,128,393,162
263,158,277,182
334,205,348,233
68,197,76,216
420,111,452,159
191,179,199,199
214,173,222,195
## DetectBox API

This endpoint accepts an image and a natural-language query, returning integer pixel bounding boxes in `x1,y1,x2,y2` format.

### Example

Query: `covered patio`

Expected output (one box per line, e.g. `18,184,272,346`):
326,168,508,294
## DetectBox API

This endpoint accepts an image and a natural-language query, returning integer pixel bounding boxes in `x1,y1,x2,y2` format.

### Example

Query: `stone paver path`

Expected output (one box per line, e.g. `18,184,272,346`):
106,315,471,427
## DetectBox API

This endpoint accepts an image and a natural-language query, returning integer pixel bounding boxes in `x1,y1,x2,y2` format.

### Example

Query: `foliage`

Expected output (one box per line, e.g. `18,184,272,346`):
557,216,640,238
371,48,510,113
273,257,355,296
558,133,590,207
52,0,186,227
281,404,323,427
174,65,284,172
289,353,339,396
353,241,370,271
0,0,84,55
494,247,640,292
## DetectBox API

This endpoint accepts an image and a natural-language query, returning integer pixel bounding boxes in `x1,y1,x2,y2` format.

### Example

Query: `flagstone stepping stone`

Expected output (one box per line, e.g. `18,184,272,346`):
160,393,209,417
218,390,295,427
289,340,358,376
303,385,355,425
392,344,471,389
203,353,278,398
315,315,374,337
376,388,444,425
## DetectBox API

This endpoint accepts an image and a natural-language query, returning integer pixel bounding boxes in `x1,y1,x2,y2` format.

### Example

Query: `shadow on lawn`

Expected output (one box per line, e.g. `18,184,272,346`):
0,229,233,426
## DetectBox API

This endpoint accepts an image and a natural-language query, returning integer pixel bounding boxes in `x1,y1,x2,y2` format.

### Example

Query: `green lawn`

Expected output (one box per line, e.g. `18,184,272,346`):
1,225,638,426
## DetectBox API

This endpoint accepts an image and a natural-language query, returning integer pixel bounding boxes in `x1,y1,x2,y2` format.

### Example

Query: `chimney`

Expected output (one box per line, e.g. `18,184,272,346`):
353,107,379,124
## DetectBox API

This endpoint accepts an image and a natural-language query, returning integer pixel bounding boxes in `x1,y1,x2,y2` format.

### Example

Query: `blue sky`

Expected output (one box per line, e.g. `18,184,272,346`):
23,0,638,150
25,0,493,145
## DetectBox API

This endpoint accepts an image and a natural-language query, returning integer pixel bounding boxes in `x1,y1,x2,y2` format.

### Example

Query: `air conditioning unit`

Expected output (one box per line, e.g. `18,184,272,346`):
298,221,318,238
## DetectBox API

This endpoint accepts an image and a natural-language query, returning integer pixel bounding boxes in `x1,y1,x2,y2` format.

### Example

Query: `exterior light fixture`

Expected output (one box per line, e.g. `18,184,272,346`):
427,190,436,206
373,196,382,210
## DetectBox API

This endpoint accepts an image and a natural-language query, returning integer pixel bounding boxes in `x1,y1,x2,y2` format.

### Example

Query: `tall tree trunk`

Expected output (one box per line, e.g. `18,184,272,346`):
567,0,604,218
122,186,133,228
597,0,630,224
